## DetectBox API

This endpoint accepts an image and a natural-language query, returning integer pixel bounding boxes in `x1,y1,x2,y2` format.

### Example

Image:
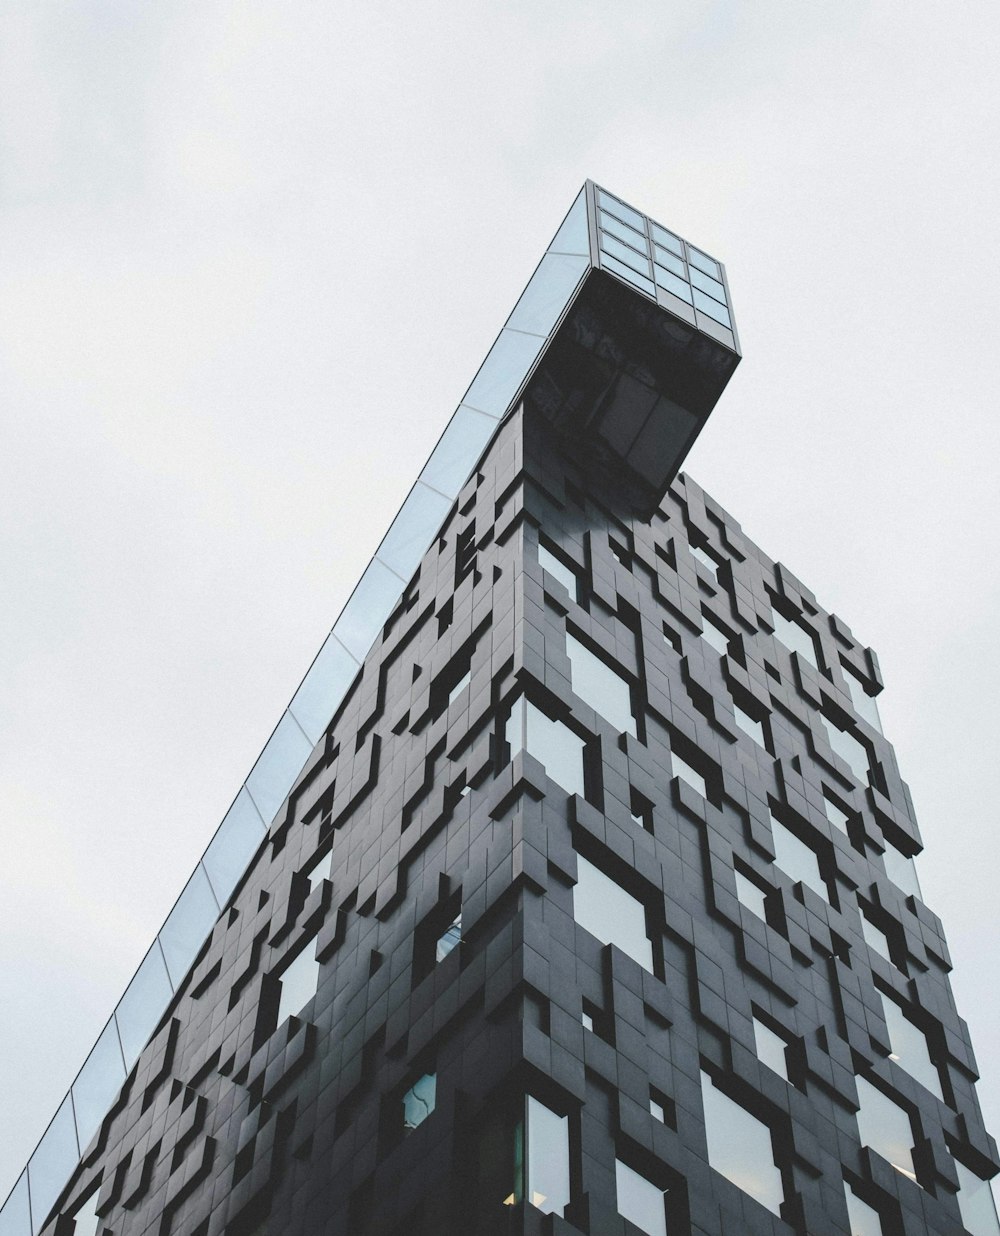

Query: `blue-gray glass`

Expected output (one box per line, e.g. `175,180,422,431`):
880,994,941,1098
596,189,645,233
693,288,732,327
506,253,590,338
770,816,826,900
332,558,406,661
956,1160,1000,1236
27,1094,78,1234
158,864,220,988
845,1185,884,1236
687,246,721,279
844,669,883,734
463,328,544,419
753,1018,788,1080
71,1017,126,1152
881,843,921,898
819,715,870,784
771,609,819,668
289,632,361,745
548,188,589,255
245,710,313,825
600,232,652,275
688,264,727,305
736,870,769,921
733,703,765,747
114,942,173,1070
854,1077,915,1178
419,406,498,499
602,253,656,297
701,1072,783,1214
376,481,452,580
653,246,686,278
526,1097,570,1215
598,211,649,254
565,632,634,736
615,1160,666,1236
69,1189,100,1236
523,702,585,798
435,916,462,963
0,1171,30,1236
537,544,577,597
655,266,692,303
650,221,683,256
276,945,321,1025
573,854,653,972
402,1074,437,1131
202,788,266,907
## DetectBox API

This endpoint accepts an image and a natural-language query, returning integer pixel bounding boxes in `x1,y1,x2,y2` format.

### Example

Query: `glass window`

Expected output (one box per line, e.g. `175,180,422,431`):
435,914,462,963
333,558,405,662
881,842,921,899
71,1017,126,1153
700,615,729,655
601,234,651,277
245,710,314,826
602,252,656,297
843,668,883,734
819,715,870,784
771,609,819,668
598,210,650,255
28,1094,79,1233
770,815,827,900
689,265,728,305
753,1018,789,1080
71,1187,102,1236
115,941,173,1069
693,288,733,328
402,1074,437,1133
376,481,452,582
861,914,892,962
566,632,635,736
538,543,577,597
573,853,654,973
879,993,941,1099
687,246,721,279
549,188,589,255
202,787,266,908
276,943,320,1026
855,1076,916,1181
158,864,220,989
650,222,683,256
823,796,851,834
701,1071,783,1215
653,245,686,277
506,252,589,338
419,405,497,499
0,1170,30,1236
448,669,471,706
689,543,718,578
615,1160,667,1236
506,698,586,798
955,1160,1000,1236
844,1181,884,1236
735,870,769,921
733,704,766,748
289,631,361,745
671,751,706,798
655,265,693,303
526,1097,570,1216
596,189,645,233
463,327,544,419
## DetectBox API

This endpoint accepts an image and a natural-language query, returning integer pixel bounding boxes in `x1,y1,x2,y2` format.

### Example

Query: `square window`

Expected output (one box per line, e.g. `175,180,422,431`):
769,814,828,901
855,1076,917,1182
701,1071,783,1214
566,631,635,736
506,697,586,798
573,853,654,973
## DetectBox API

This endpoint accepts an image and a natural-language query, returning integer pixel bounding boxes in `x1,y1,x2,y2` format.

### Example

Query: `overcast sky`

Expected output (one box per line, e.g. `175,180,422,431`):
2,0,999,1208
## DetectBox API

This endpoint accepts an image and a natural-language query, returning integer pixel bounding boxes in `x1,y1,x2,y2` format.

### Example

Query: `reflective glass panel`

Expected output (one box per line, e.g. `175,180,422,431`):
701,1071,783,1214
770,816,826,900
736,871,769,920
376,481,452,582
689,265,727,305
693,288,733,327
598,211,649,254
882,843,921,899
771,610,819,668
689,544,718,578
548,188,589,255
115,942,173,1069
158,865,220,989
71,1187,102,1236
289,632,361,744
435,915,462,963
671,751,706,798
28,1094,79,1233
0,1171,30,1236
653,246,685,277
844,669,883,734
823,796,851,834
71,1017,126,1152
956,1160,1000,1236
202,788,266,907
754,1018,788,1080
573,853,653,972
601,232,652,275
538,543,577,597
526,1097,570,1216
419,406,497,499
463,328,544,418
615,1160,666,1236
506,700,586,798
861,915,892,961
402,1074,436,1132
276,943,320,1025
333,558,405,661
655,266,693,303
650,222,683,255
844,1182,884,1236
879,994,941,1098
566,632,634,736
700,617,729,655
819,715,870,784
733,704,766,748
855,1076,915,1179
246,710,313,825
596,189,645,232
506,252,589,338
687,246,721,278
601,253,656,297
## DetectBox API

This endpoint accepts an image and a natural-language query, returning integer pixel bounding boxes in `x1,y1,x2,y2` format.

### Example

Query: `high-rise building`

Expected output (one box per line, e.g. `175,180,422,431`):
2,184,998,1236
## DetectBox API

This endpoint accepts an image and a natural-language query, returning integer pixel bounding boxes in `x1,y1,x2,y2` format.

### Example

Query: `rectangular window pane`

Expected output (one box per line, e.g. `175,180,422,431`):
277,943,320,1025
736,871,768,921
689,543,718,578
435,915,462,963
671,751,706,798
202,788,266,908
734,704,766,748
566,632,635,735
770,816,826,900
701,1071,783,1214
753,1018,788,1080
402,1074,437,1132
0,1171,30,1236
843,668,883,733
115,942,173,1070
507,699,586,798
538,543,577,597
655,265,693,303
526,1097,570,1216
955,1160,1000,1236
615,1160,666,1236
819,715,870,784
701,616,729,654
28,1094,79,1233
844,1182,884,1236
824,796,851,834
71,1017,126,1152
771,609,818,668
158,864,220,989
574,854,653,972
861,914,891,961
881,843,921,898
879,994,941,1098
855,1076,916,1180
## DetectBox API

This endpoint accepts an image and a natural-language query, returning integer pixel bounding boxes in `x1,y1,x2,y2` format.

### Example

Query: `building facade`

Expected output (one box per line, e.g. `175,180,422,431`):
3,186,998,1236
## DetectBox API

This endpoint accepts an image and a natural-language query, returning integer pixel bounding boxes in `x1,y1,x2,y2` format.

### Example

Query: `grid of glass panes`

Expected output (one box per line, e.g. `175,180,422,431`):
595,187,733,334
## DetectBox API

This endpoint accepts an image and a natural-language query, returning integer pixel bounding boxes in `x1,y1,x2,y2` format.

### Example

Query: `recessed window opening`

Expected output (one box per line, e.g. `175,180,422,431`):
538,542,578,598
843,1179,886,1236
506,696,587,799
435,914,462,964
769,812,828,902
615,1159,668,1236
565,630,636,736
954,1158,1000,1236
402,1073,437,1133
670,749,706,799
771,606,820,669
733,701,768,750
819,714,871,785
880,840,922,900
701,612,730,655
689,542,720,580
735,868,771,923
276,941,321,1026
701,1070,784,1215
71,1185,102,1236
878,991,942,1099
525,1096,570,1216
573,852,654,973
753,1016,790,1081
842,664,883,734
854,1075,918,1183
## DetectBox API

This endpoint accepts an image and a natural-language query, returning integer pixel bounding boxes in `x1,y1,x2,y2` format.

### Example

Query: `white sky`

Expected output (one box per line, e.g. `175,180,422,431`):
2,0,999,1207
